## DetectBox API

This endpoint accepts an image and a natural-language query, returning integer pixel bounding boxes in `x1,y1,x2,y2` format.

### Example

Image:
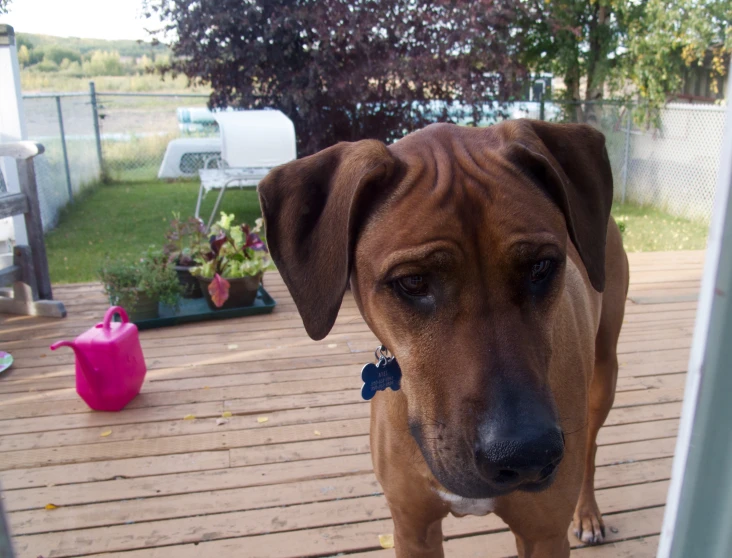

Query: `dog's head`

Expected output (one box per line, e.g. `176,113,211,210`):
258,120,612,498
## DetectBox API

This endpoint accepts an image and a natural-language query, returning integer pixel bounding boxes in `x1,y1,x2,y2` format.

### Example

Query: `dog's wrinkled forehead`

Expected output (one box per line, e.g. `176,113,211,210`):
387,123,533,199
376,124,549,232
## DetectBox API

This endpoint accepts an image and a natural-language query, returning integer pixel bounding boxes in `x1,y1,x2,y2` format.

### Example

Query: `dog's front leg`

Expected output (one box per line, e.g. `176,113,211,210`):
514,534,570,558
375,440,449,558
495,449,583,558
389,499,448,558
371,395,449,557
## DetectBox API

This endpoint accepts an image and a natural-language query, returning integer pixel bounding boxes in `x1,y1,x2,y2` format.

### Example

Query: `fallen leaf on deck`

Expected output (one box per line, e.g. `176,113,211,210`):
100,430,112,437
227,344,239,350
216,418,229,426
183,414,196,420
44,504,58,510
313,430,321,436
222,411,233,418
203,386,210,390
257,417,269,423
378,534,394,549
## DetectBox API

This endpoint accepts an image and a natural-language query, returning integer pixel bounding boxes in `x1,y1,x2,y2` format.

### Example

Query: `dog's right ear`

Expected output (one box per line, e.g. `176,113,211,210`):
258,140,397,340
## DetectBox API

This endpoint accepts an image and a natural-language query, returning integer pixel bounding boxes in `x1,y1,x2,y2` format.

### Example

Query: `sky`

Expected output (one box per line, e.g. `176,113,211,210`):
0,0,162,41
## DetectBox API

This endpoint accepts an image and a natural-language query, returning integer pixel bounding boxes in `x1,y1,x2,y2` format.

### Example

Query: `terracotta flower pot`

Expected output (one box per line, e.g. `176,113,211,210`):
174,264,203,299
198,273,262,310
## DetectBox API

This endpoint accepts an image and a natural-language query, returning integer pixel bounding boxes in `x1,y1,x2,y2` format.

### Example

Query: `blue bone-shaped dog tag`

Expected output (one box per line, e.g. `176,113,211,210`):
361,357,402,400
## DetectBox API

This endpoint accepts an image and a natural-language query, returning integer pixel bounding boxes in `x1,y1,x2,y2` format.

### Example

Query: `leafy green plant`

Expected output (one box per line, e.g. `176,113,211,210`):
99,246,182,308
190,213,274,306
163,212,208,266
98,259,141,309
191,213,273,279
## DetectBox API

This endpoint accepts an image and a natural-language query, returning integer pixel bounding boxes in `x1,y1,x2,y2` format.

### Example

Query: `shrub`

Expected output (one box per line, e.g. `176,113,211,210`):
99,246,181,308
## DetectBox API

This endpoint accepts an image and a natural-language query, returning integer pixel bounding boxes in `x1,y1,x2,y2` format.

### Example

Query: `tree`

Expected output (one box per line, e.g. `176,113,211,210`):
17,44,29,66
0,0,10,15
145,0,528,155
624,0,732,114
522,0,732,123
41,46,82,66
519,0,643,121
15,36,44,66
82,51,127,76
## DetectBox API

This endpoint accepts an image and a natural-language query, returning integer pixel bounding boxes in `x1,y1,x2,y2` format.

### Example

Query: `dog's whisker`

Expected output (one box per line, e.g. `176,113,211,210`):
563,421,590,436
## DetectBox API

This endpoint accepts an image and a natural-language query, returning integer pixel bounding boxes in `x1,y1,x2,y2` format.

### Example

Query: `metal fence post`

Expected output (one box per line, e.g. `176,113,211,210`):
621,107,631,204
55,95,74,204
538,90,545,121
89,81,105,180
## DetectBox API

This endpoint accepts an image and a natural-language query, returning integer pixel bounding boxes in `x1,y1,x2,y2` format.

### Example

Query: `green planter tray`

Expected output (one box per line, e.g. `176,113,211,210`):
129,286,276,331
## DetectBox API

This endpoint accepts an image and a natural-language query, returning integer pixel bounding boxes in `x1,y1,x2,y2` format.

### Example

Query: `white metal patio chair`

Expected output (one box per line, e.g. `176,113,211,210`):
196,110,296,226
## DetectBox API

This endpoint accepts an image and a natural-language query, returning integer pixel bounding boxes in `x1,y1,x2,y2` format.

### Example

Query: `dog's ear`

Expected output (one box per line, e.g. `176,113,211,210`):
504,120,613,292
258,140,397,340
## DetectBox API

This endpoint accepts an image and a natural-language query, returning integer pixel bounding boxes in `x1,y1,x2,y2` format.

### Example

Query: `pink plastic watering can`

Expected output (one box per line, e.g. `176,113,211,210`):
50,306,147,411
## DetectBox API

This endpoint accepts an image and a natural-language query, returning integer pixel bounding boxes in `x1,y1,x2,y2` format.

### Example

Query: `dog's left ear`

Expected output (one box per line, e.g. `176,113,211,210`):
504,119,613,292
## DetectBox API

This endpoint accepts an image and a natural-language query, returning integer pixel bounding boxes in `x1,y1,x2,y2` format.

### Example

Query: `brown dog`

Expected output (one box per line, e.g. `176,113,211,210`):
258,120,629,557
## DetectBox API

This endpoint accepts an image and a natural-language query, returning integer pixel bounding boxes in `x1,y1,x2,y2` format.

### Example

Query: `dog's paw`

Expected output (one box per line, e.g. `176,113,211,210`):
573,500,605,545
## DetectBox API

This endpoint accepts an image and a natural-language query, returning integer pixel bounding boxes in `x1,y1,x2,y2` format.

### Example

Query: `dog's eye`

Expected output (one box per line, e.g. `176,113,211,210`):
530,260,554,283
395,275,429,297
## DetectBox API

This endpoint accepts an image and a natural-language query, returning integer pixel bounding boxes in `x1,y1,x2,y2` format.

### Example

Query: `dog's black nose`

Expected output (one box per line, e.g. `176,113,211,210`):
474,426,564,488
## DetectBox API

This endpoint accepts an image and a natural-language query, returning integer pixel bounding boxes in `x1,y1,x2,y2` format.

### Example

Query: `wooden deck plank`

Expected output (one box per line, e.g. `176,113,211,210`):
8,458,674,537
61,507,666,558
12,481,670,558
0,251,705,558
0,385,682,470
0,376,684,452
0,367,684,428
0,367,683,420
1,434,677,513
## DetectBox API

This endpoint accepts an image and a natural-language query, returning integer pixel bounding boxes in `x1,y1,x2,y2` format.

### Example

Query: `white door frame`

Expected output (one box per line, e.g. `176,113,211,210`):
657,67,732,557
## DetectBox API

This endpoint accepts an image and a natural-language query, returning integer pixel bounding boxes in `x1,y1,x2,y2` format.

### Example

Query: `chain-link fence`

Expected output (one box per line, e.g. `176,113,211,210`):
509,100,725,222
22,92,101,230
96,93,215,182
623,104,724,221
15,85,726,231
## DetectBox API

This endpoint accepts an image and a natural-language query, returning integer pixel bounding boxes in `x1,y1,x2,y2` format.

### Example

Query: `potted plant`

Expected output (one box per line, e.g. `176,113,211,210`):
99,247,182,321
163,212,208,298
190,213,274,310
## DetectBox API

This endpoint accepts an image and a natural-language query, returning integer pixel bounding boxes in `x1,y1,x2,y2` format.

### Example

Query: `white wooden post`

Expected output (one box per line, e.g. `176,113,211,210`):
0,24,28,246
657,67,732,557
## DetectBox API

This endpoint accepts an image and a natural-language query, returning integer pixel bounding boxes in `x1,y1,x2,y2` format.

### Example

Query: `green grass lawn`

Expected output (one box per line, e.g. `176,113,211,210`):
44,181,710,284
611,202,709,253
46,181,261,284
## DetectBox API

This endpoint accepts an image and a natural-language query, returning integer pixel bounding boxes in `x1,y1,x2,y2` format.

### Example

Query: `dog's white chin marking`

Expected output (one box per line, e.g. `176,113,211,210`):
435,489,495,517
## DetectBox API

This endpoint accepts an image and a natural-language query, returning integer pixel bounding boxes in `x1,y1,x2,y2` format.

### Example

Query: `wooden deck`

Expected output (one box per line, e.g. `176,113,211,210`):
0,250,703,558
